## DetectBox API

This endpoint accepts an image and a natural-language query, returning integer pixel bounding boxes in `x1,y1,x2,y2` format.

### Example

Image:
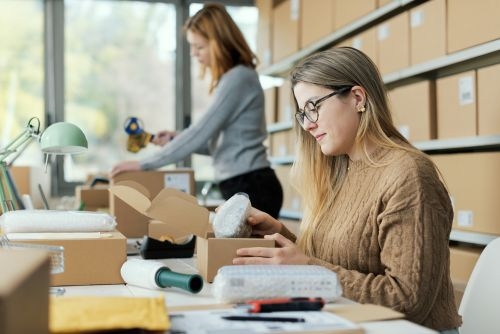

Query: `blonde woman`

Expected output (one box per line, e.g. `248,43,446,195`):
234,47,461,333
111,3,283,218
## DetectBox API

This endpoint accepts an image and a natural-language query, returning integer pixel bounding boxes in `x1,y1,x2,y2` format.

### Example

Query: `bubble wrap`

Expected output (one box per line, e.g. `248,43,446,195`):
212,265,343,303
212,193,251,238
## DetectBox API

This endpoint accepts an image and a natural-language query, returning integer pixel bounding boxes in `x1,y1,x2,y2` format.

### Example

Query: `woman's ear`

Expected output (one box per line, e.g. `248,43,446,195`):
351,86,367,113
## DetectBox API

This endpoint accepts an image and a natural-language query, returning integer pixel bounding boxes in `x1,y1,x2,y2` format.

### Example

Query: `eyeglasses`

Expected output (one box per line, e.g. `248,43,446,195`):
295,86,352,127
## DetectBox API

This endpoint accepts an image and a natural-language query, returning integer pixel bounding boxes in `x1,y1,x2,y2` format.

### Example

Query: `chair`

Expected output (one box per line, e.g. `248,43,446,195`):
458,237,500,334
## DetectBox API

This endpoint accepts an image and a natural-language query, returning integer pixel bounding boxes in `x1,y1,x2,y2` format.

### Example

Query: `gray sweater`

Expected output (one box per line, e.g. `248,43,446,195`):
140,65,270,182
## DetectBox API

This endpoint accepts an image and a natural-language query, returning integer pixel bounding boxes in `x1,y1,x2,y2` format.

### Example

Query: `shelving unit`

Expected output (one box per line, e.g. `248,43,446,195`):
263,0,500,246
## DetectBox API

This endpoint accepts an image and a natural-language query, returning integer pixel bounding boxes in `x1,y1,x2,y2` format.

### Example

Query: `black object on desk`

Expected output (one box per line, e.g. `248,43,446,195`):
139,236,196,259
222,315,305,323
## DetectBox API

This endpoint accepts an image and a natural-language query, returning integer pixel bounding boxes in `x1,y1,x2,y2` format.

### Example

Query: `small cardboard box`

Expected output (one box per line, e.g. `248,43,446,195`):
110,181,275,283
10,165,51,210
15,231,127,286
110,169,195,237
75,185,109,211
0,249,50,334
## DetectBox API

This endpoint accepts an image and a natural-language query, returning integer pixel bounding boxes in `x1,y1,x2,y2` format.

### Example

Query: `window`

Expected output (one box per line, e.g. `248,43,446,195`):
0,0,44,166
64,0,176,181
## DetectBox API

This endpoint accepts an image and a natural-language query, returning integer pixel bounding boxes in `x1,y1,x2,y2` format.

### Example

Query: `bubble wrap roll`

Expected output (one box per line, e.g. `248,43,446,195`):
212,265,343,303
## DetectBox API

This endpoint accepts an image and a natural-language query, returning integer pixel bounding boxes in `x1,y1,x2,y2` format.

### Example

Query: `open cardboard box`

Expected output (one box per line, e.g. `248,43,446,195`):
110,181,275,282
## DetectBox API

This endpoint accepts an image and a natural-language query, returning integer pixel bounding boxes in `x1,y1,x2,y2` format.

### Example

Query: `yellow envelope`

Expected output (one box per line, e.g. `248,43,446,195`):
50,295,170,333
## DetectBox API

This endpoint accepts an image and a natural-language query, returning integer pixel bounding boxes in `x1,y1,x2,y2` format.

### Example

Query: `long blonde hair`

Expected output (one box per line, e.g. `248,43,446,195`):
184,3,257,93
290,47,424,254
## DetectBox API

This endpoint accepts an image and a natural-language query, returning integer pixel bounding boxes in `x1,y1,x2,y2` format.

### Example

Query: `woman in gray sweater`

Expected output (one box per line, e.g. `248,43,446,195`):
110,3,283,218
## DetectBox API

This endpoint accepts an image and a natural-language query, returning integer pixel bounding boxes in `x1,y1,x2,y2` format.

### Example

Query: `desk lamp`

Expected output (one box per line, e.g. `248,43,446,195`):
0,117,88,213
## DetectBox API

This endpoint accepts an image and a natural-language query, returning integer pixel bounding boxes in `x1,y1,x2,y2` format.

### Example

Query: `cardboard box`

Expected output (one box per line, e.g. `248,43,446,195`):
256,0,273,68
388,80,436,141
274,165,302,213
410,0,446,65
447,0,500,54
75,185,109,211
477,63,500,136
272,0,300,63
0,249,50,334
432,152,500,235
9,165,51,210
342,27,378,67
110,169,195,237
334,0,376,30
110,182,275,283
436,70,477,139
300,0,335,48
264,86,277,126
377,11,410,75
270,130,295,157
277,80,294,122
15,231,127,286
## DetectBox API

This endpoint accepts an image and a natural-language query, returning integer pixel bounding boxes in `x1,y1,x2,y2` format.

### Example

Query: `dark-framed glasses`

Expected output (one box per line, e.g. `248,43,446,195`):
295,86,352,126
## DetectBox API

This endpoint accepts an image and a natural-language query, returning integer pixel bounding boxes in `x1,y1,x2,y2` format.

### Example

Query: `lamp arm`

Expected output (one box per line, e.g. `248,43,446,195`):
0,117,41,163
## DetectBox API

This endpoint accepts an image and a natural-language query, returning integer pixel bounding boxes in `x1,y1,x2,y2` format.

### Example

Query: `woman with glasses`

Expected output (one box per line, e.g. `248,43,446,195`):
110,3,283,218
233,47,461,333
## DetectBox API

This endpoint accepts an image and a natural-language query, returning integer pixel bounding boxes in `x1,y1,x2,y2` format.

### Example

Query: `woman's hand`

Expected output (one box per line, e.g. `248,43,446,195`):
152,130,176,147
233,233,310,265
109,160,141,178
246,207,282,236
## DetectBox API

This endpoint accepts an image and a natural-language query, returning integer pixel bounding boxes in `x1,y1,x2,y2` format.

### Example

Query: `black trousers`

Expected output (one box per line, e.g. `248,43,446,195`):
219,167,283,219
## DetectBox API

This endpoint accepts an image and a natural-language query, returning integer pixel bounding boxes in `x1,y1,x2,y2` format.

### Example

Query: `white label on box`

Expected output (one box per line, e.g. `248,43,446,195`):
352,37,363,50
290,0,299,21
164,173,190,193
457,210,474,227
378,24,389,41
398,125,410,140
458,76,474,105
411,10,424,28
278,145,287,156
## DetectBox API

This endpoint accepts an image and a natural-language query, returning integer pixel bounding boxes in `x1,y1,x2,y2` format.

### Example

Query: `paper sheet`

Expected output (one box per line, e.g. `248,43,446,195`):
169,309,363,334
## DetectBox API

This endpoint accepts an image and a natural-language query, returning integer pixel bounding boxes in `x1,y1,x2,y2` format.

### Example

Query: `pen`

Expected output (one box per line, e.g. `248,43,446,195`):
222,315,305,323
236,297,325,313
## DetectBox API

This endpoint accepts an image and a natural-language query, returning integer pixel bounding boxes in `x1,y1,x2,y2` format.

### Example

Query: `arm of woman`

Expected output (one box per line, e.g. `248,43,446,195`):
139,67,252,170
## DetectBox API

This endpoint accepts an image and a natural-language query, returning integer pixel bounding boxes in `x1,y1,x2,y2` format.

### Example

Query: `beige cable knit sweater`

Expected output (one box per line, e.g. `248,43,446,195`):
281,146,462,331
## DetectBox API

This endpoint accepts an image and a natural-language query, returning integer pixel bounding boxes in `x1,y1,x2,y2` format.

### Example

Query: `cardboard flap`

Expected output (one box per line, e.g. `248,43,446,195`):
145,196,209,238
109,183,152,214
115,180,151,198
152,188,198,205
325,303,404,323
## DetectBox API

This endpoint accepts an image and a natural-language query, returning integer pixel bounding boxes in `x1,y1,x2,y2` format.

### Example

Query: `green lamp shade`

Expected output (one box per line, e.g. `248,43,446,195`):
40,122,88,154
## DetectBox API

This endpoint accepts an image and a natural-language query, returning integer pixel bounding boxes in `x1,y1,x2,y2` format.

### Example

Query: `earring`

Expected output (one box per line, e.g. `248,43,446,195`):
357,105,366,113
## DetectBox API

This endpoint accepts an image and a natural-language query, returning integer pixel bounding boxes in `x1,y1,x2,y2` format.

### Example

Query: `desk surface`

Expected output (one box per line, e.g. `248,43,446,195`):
62,256,437,334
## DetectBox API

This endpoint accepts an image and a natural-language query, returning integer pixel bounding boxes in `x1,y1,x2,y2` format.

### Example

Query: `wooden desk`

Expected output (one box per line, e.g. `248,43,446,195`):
62,256,438,334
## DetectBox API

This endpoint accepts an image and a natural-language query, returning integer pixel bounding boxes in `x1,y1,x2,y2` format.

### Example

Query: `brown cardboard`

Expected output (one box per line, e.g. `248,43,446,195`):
447,0,500,53
272,0,300,63
110,169,195,237
300,0,335,48
334,0,376,30
343,27,378,67
110,182,275,283
277,79,294,122
410,0,446,65
197,233,275,283
477,63,500,136
449,244,482,283
388,80,436,141
436,70,477,139
0,249,50,334
16,231,127,286
377,11,410,75
256,0,273,68
264,86,277,125
432,152,500,235
75,185,109,211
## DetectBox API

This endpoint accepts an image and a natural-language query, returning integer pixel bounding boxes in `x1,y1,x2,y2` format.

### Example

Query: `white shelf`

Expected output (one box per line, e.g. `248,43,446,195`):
260,0,424,77
267,121,293,133
279,209,302,220
449,230,498,246
414,135,500,153
270,156,294,165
